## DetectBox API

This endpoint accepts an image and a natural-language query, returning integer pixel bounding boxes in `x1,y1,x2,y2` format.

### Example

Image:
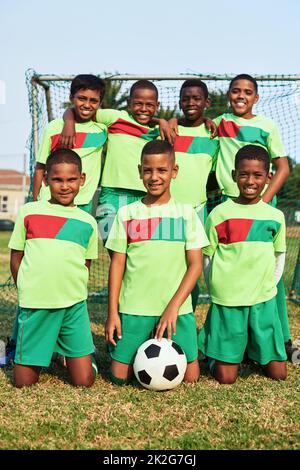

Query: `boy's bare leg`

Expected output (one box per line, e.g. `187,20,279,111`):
14,364,41,388
111,359,133,380
214,361,239,385
66,355,94,387
184,359,200,383
264,360,287,380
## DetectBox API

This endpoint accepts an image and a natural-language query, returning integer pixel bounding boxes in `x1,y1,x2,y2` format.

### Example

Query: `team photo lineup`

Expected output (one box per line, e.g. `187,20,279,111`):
5,72,300,391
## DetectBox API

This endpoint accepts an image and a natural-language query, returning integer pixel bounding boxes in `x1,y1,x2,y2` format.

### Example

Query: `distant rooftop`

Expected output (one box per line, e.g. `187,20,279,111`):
0,169,30,189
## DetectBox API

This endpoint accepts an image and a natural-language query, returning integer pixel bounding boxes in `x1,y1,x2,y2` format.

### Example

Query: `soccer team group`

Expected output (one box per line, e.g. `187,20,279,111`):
7,73,298,388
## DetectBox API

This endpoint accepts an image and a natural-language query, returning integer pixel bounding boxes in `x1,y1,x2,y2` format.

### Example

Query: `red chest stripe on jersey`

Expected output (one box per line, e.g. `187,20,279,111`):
108,119,150,137
124,217,162,243
51,133,87,151
24,214,68,240
173,135,194,152
218,119,241,138
216,218,254,244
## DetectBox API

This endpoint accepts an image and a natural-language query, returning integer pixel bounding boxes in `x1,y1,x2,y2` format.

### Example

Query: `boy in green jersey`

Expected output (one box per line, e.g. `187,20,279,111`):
215,74,289,202
9,149,98,388
60,80,174,245
105,140,209,385
198,145,287,384
214,74,294,360
33,74,107,214
171,80,219,309
172,79,219,224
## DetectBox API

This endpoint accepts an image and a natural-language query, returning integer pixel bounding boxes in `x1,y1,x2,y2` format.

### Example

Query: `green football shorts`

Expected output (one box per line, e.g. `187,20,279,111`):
96,186,146,243
109,312,198,364
78,200,94,215
198,297,287,365
14,300,94,367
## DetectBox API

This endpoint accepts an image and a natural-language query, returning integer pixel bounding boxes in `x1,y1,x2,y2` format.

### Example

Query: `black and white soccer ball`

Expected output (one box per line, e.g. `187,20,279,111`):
133,338,187,391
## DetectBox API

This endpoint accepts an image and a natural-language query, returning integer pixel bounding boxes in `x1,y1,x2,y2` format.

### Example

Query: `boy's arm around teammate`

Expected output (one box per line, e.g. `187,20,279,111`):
59,108,176,146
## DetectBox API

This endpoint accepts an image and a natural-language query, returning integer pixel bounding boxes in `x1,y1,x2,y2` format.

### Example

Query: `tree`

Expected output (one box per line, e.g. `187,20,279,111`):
278,158,300,200
101,75,128,110
205,90,228,119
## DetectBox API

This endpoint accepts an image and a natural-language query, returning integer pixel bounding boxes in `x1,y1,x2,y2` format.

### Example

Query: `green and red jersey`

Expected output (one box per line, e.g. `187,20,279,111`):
204,198,286,306
171,124,219,207
214,113,286,197
37,118,107,204
105,198,209,316
96,109,159,192
9,200,98,309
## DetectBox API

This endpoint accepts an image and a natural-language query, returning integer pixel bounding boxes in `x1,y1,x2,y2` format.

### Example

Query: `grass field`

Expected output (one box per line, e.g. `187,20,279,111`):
0,232,299,450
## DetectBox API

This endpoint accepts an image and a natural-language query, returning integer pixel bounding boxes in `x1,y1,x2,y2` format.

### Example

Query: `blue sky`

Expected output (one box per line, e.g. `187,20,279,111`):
0,0,300,171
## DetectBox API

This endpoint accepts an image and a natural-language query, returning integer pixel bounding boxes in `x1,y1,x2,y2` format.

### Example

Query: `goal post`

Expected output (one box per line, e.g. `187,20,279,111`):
24,69,300,306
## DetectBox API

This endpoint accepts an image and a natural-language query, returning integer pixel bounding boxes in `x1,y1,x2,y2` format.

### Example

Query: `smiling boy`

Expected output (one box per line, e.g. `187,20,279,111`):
104,140,209,385
9,149,98,388
214,73,294,359
171,80,219,224
33,74,107,214
215,74,289,202
198,145,287,384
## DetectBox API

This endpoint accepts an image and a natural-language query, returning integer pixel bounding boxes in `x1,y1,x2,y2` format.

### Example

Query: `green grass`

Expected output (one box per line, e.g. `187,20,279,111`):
0,231,299,449
0,303,299,450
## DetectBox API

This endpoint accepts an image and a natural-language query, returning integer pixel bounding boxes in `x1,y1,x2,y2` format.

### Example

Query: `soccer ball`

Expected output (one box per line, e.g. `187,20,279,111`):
133,338,187,391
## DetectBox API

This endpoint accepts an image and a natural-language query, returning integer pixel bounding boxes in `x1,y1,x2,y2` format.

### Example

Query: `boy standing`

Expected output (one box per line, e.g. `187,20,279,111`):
33,74,107,214
214,73,293,358
60,80,174,243
9,149,98,387
198,145,287,384
171,79,219,225
105,140,209,385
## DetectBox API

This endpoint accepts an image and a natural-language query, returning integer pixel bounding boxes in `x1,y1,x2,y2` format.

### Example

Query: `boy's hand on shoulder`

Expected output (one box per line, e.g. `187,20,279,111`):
168,117,178,137
57,120,76,149
203,118,217,138
159,118,176,145
155,305,178,341
105,313,122,346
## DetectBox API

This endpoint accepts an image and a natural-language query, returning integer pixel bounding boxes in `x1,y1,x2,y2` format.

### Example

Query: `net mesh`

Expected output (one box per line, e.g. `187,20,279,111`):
1,70,299,323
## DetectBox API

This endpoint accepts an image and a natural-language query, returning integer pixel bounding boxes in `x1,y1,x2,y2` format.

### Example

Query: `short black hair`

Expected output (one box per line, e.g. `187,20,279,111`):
180,79,209,100
235,145,270,172
141,140,175,163
45,149,82,174
229,74,258,93
70,74,106,100
129,80,158,100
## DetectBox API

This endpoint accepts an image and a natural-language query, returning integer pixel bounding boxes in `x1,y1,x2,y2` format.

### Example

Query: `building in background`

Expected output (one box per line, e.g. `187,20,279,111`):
0,169,30,221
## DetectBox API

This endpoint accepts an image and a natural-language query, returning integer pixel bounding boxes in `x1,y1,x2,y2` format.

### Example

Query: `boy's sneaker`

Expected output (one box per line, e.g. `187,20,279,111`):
50,346,100,375
0,337,16,368
51,352,67,368
285,339,300,364
91,347,100,378
201,356,216,376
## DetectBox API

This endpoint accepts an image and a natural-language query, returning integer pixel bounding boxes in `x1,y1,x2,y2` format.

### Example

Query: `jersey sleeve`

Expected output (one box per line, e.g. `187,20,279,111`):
273,213,286,253
211,136,219,171
185,207,209,251
85,219,99,260
36,125,51,164
96,109,121,127
202,213,218,257
8,206,26,251
213,115,222,127
105,208,128,253
267,122,286,159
